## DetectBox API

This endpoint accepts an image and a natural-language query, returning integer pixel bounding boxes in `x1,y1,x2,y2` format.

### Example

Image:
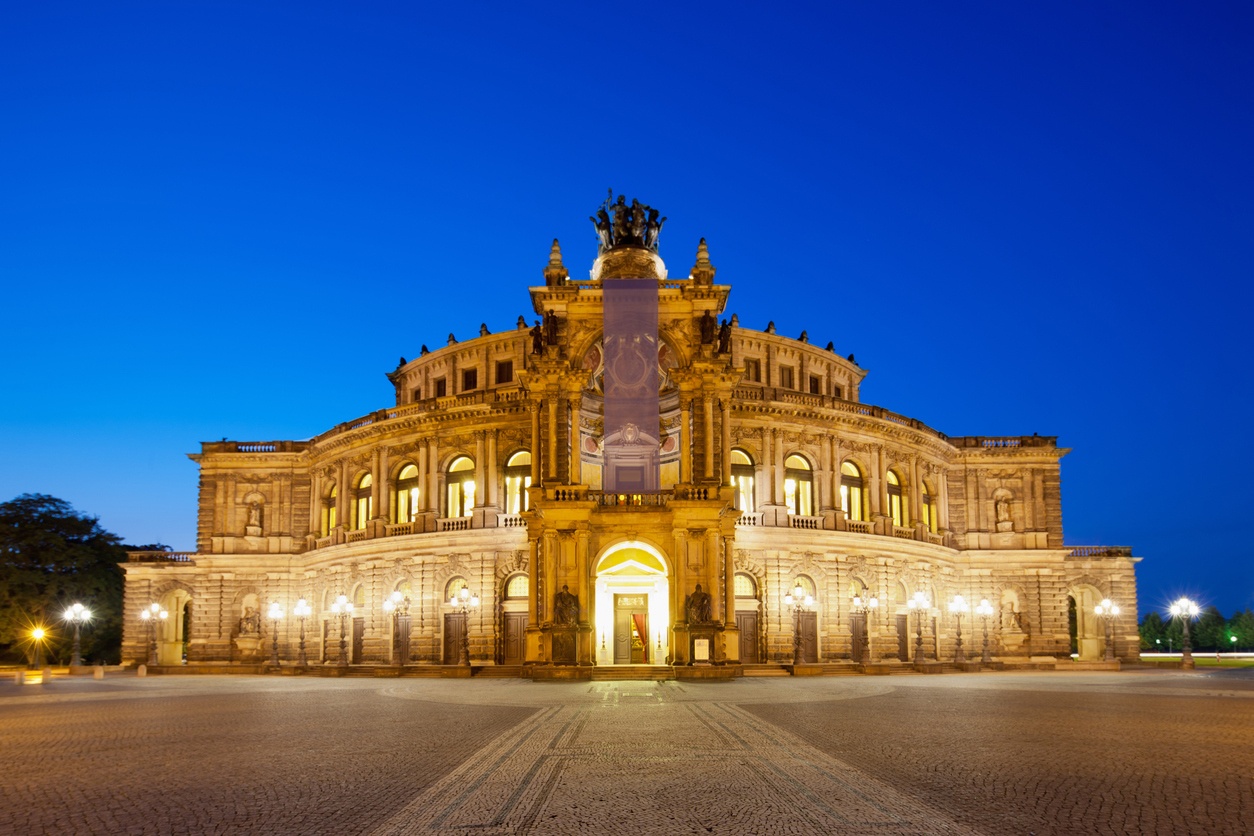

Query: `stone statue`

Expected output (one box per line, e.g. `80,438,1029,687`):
685,584,713,625
544,310,559,345
630,199,647,241
554,585,579,626
995,496,1012,524
612,195,630,242
247,502,261,528
420,345,429,355
699,311,716,344
591,208,612,252
238,606,261,636
530,321,543,355
717,320,732,354
644,208,665,250
590,191,665,252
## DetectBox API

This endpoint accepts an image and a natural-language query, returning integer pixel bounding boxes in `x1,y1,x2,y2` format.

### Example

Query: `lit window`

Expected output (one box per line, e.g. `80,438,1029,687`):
353,474,373,530
447,457,475,518
505,574,529,599
887,470,905,527
840,461,864,522
921,480,937,533
730,448,755,512
396,464,419,523
504,451,532,514
734,573,757,598
783,454,813,516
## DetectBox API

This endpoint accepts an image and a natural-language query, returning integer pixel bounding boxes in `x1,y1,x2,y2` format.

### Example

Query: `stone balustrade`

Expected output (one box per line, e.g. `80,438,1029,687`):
1067,545,1133,558
127,551,196,563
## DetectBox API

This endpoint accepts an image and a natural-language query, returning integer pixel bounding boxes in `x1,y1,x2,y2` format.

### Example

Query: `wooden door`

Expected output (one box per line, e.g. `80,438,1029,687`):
851,613,866,663
798,612,818,663
444,613,466,664
736,612,759,664
352,617,365,663
503,612,527,665
897,614,910,661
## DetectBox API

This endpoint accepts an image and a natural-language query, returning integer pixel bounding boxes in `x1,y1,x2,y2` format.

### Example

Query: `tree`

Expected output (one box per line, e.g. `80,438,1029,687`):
1227,609,1254,652
0,494,126,664
1193,606,1226,651
1139,611,1166,650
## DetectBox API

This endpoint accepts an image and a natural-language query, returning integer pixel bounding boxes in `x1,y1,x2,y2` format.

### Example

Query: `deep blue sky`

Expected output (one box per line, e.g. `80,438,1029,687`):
2,2,1251,618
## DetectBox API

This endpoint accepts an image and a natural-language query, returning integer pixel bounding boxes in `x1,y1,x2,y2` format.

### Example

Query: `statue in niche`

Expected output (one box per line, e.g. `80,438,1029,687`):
685,584,713,625
699,311,716,344
544,310,559,345
994,494,1014,532
238,606,261,636
530,320,543,355
247,502,261,528
717,320,732,354
554,585,579,626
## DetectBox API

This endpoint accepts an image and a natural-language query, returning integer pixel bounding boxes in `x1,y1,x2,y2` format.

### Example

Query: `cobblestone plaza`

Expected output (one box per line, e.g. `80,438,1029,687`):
2,669,1250,834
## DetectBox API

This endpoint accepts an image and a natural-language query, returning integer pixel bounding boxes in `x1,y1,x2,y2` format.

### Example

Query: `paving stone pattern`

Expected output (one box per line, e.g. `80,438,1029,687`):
1,670,1251,835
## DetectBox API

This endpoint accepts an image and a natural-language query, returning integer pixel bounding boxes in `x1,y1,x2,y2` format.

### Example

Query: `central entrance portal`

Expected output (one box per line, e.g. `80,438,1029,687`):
594,542,670,665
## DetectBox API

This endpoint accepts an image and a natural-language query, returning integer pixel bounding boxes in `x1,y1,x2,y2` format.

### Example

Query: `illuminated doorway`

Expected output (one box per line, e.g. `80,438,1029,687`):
594,542,670,665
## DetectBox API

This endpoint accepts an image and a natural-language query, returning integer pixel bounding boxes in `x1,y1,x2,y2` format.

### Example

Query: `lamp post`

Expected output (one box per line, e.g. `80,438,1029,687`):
267,602,284,667
139,602,168,666
293,598,311,667
975,598,994,664
949,595,969,663
63,603,92,667
1169,597,1200,670
850,592,878,664
448,586,479,666
331,594,354,667
907,591,931,664
1231,635,1239,655
783,582,815,666
1094,599,1121,662
31,627,47,669
382,591,412,665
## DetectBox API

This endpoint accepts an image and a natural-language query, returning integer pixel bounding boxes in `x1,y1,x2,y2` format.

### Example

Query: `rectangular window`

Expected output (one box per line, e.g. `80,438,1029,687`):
744,358,761,382
809,375,821,395
495,360,513,385
411,387,421,403
462,369,478,391
435,378,447,398
780,366,795,389
833,385,843,400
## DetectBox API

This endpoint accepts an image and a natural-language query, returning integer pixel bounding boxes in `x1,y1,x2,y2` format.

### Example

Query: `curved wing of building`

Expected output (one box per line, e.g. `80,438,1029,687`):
124,199,1139,673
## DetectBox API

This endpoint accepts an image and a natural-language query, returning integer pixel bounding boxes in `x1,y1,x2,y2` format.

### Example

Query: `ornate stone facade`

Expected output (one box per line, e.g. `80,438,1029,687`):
123,207,1139,673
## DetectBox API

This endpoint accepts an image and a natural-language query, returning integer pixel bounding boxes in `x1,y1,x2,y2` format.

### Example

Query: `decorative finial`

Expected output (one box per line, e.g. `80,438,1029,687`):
799,330,809,344
765,321,776,334
691,238,716,285
447,333,457,345
543,239,569,286
479,323,490,337
517,315,527,329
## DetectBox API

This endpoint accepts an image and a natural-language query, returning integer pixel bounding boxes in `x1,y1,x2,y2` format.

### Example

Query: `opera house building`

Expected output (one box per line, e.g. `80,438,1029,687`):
123,197,1140,676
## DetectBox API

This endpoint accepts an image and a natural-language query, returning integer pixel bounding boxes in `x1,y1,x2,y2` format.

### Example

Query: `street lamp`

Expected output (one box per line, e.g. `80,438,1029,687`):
975,598,994,664
330,594,354,667
382,591,412,665
1168,597,1200,669
850,591,878,663
31,627,47,669
267,602,284,667
1094,599,1121,662
293,598,312,667
1230,635,1238,655
63,603,92,667
907,591,931,664
784,582,815,666
448,586,479,666
949,595,969,663
139,602,168,666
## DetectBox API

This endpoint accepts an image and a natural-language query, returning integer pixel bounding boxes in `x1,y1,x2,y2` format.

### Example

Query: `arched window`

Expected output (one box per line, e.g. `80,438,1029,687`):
921,480,937,533
445,576,468,602
446,457,475,518
731,449,755,512
734,572,758,598
504,451,532,514
353,474,373,530
783,454,813,516
395,464,420,523
792,575,816,599
321,485,337,536
840,461,865,522
886,469,905,527
504,573,529,599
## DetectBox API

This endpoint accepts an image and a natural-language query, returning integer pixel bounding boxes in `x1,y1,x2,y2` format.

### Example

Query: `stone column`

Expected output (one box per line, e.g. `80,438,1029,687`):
772,429,785,507
937,469,950,531
417,442,429,511
679,396,692,484
474,431,486,509
336,460,350,529
720,399,732,485
486,431,499,508
868,446,882,517
758,426,771,507
702,394,715,480
547,396,559,482
569,392,582,484
427,438,440,516
910,456,921,526
723,535,736,627
529,401,542,483
373,448,387,520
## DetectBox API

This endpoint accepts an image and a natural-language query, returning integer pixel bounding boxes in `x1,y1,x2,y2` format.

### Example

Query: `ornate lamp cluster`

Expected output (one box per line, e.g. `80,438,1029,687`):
1169,597,1200,669
1094,598,1121,662
906,591,931,664
138,602,168,666
63,602,92,667
784,582,815,666
448,586,480,666
850,592,878,663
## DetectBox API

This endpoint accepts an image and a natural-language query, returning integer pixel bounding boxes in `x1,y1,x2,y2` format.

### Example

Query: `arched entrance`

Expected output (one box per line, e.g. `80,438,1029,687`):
157,588,192,665
594,542,670,665
1068,585,1104,660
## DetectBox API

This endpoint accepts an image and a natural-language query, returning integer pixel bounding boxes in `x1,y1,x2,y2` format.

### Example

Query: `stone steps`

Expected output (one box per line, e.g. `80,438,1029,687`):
590,665,675,681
